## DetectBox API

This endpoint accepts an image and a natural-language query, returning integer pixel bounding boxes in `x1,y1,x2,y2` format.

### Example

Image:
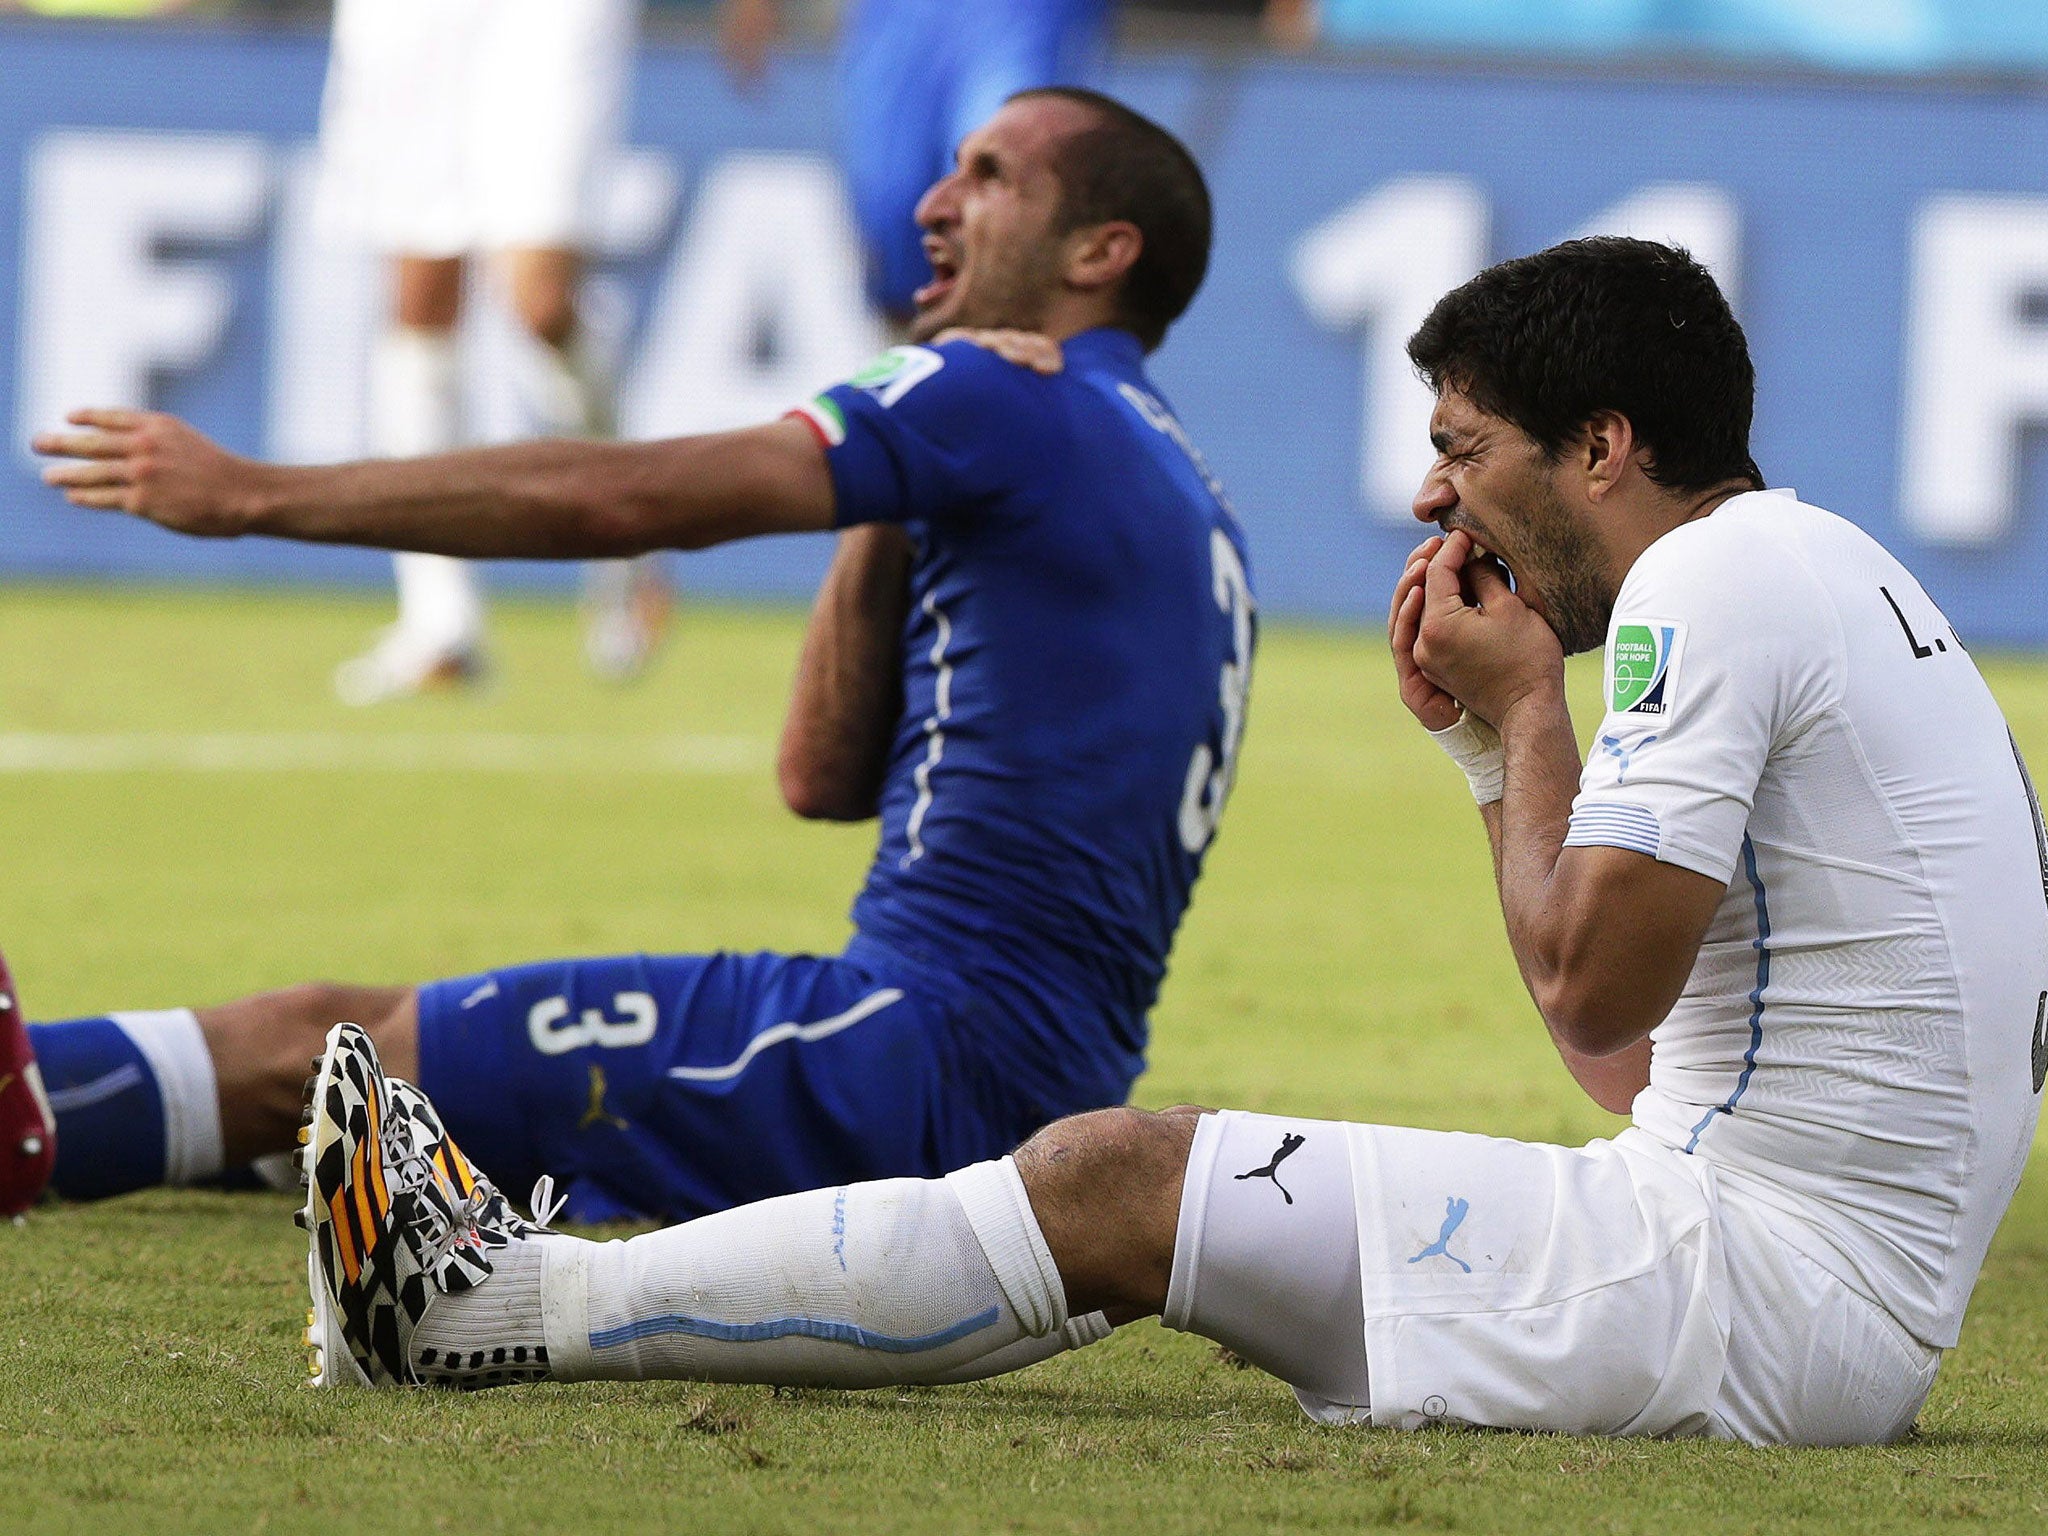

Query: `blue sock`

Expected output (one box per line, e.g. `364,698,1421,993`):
28,1009,223,1200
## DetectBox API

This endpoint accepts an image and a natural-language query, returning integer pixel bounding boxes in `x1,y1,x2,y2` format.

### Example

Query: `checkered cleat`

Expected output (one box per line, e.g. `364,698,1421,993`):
299,1022,560,1389
0,949,56,1219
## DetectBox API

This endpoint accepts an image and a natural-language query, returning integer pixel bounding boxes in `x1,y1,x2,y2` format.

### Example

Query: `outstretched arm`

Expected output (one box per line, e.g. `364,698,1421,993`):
779,524,914,822
34,410,835,555
1391,532,1718,1113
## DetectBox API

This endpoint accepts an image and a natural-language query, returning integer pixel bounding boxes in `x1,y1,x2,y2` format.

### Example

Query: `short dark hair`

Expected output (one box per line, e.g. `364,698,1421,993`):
1011,86,1212,352
1407,237,1763,494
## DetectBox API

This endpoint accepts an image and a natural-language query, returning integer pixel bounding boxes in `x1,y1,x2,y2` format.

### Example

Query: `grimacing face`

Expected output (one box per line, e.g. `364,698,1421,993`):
905,96,1097,343
1412,389,1614,657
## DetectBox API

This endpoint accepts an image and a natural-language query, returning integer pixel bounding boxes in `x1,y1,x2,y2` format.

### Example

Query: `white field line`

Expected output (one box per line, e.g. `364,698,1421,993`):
0,731,767,775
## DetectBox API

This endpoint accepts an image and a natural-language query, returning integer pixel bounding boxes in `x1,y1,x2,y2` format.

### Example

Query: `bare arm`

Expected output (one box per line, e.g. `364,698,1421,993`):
779,525,914,822
34,410,834,555
1394,532,1719,1111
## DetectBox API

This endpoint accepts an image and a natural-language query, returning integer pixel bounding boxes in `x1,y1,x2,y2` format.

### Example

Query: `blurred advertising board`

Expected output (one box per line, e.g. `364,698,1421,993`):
6,20,2048,640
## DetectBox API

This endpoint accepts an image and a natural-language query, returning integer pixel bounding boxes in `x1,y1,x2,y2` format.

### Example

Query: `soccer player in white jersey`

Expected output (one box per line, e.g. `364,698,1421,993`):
276,238,2039,1442
319,0,669,700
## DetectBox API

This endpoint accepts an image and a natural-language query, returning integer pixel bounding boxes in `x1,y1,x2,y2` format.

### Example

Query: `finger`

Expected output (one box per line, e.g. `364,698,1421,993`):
31,429,132,461
1423,532,1471,609
1392,582,1425,664
63,488,133,511
1405,533,1444,567
1388,554,1432,636
41,460,134,489
66,407,143,431
1467,553,1514,607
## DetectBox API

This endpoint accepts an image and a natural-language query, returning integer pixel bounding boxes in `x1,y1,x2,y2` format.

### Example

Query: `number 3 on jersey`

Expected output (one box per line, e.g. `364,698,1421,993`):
1179,530,1255,854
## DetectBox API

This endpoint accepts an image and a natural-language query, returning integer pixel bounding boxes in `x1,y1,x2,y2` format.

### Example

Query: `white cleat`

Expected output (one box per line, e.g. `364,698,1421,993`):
299,1023,560,1390
582,558,673,682
333,629,488,707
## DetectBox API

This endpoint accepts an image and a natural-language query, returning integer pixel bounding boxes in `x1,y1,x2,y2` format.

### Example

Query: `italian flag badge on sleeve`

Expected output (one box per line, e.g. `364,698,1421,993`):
788,396,847,448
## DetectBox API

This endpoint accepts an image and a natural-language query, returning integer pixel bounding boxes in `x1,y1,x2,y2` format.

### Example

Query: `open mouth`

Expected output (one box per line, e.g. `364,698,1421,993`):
915,246,961,309
1471,541,1514,590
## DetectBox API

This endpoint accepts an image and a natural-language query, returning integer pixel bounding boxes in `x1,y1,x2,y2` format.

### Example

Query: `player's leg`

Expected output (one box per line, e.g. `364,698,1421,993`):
305,1011,1190,1388
1163,1113,1733,1436
0,947,58,1216
494,244,672,680
334,261,490,708
480,0,668,679
322,0,491,705
407,948,1025,1225
25,980,417,1200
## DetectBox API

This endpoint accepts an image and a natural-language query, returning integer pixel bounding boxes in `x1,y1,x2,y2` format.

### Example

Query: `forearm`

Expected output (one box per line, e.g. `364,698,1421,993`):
1481,680,1608,1040
246,431,823,558
779,524,913,821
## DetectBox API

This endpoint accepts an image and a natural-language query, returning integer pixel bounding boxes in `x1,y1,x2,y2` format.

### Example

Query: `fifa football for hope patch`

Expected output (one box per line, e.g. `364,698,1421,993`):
847,345,945,408
1609,620,1685,716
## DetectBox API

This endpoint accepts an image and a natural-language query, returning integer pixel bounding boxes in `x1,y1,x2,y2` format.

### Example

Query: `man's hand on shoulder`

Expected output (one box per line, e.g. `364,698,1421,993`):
933,328,1064,376
35,408,270,538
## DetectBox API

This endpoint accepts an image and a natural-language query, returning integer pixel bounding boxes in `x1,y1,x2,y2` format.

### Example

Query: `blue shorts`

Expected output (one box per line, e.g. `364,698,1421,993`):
416,942,1026,1223
839,0,1108,317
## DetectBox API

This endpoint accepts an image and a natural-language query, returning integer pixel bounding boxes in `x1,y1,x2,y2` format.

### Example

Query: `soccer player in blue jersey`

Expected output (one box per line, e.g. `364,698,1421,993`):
20,89,1252,1226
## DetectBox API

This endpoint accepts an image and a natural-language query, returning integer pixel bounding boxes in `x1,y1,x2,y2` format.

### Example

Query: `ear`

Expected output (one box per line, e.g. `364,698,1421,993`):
1579,410,1642,503
1063,220,1143,295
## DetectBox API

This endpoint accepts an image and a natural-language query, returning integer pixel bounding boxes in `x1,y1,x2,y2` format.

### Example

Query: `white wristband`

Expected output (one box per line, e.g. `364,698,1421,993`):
1429,710,1505,806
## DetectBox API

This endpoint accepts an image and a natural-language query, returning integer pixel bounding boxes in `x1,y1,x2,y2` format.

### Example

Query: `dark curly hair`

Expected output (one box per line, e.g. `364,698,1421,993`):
1407,238,1763,494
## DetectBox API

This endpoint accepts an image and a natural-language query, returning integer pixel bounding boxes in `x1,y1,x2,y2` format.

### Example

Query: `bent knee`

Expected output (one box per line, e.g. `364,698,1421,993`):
1013,1107,1198,1320
1018,1105,1194,1174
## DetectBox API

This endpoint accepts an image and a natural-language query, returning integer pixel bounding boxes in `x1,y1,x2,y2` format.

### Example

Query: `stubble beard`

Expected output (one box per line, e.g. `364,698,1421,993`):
906,235,1061,344
1511,482,1615,657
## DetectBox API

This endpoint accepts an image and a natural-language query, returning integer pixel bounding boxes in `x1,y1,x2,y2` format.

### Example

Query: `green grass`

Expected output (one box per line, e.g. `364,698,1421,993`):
1,585,2044,1534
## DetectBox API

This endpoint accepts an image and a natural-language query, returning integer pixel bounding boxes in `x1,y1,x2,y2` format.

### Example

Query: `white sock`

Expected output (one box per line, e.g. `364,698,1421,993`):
521,326,613,440
522,328,657,632
925,1308,1115,1385
420,1158,1074,1389
108,1008,222,1186
412,1238,556,1388
371,326,481,650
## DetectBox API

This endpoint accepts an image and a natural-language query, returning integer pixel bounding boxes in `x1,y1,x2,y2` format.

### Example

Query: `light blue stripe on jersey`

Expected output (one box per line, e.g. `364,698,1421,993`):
1563,801,1662,858
589,1305,1002,1354
1685,835,1772,1153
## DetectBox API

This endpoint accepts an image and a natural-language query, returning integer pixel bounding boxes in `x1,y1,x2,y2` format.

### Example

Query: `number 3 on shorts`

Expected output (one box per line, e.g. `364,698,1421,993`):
528,992,659,1055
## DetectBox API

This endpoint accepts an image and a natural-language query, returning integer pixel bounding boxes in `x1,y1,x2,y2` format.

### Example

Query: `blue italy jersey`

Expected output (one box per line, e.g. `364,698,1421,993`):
792,329,1254,1117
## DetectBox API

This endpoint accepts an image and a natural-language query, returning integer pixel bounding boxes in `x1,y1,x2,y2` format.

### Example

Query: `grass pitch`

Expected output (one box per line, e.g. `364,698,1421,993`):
1,584,2044,1535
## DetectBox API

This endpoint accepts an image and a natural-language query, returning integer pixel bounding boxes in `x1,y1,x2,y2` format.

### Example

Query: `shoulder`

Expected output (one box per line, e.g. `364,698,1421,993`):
839,341,1061,425
1608,493,1843,721
1618,492,1832,629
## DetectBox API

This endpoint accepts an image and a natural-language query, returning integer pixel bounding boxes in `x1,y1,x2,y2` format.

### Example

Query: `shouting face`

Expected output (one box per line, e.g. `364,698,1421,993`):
906,94,1098,343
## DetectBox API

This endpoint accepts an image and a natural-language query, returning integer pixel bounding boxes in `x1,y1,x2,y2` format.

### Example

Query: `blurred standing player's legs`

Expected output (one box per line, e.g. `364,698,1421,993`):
320,0,669,704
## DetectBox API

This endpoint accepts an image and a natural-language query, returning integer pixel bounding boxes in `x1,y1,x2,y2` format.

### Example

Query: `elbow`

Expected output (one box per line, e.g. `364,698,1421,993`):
777,755,876,822
1533,972,1654,1058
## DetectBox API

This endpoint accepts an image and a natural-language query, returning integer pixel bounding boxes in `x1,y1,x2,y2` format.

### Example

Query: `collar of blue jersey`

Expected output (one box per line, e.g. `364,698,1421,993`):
1057,326,1147,372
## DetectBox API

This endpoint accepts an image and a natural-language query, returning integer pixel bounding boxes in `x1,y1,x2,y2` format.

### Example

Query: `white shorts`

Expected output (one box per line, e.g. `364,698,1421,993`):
1163,1111,1940,1446
317,0,637,256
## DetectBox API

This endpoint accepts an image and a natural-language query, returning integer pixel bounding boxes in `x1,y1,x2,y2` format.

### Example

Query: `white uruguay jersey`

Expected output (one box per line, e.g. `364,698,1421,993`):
1565,489,2046,1349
